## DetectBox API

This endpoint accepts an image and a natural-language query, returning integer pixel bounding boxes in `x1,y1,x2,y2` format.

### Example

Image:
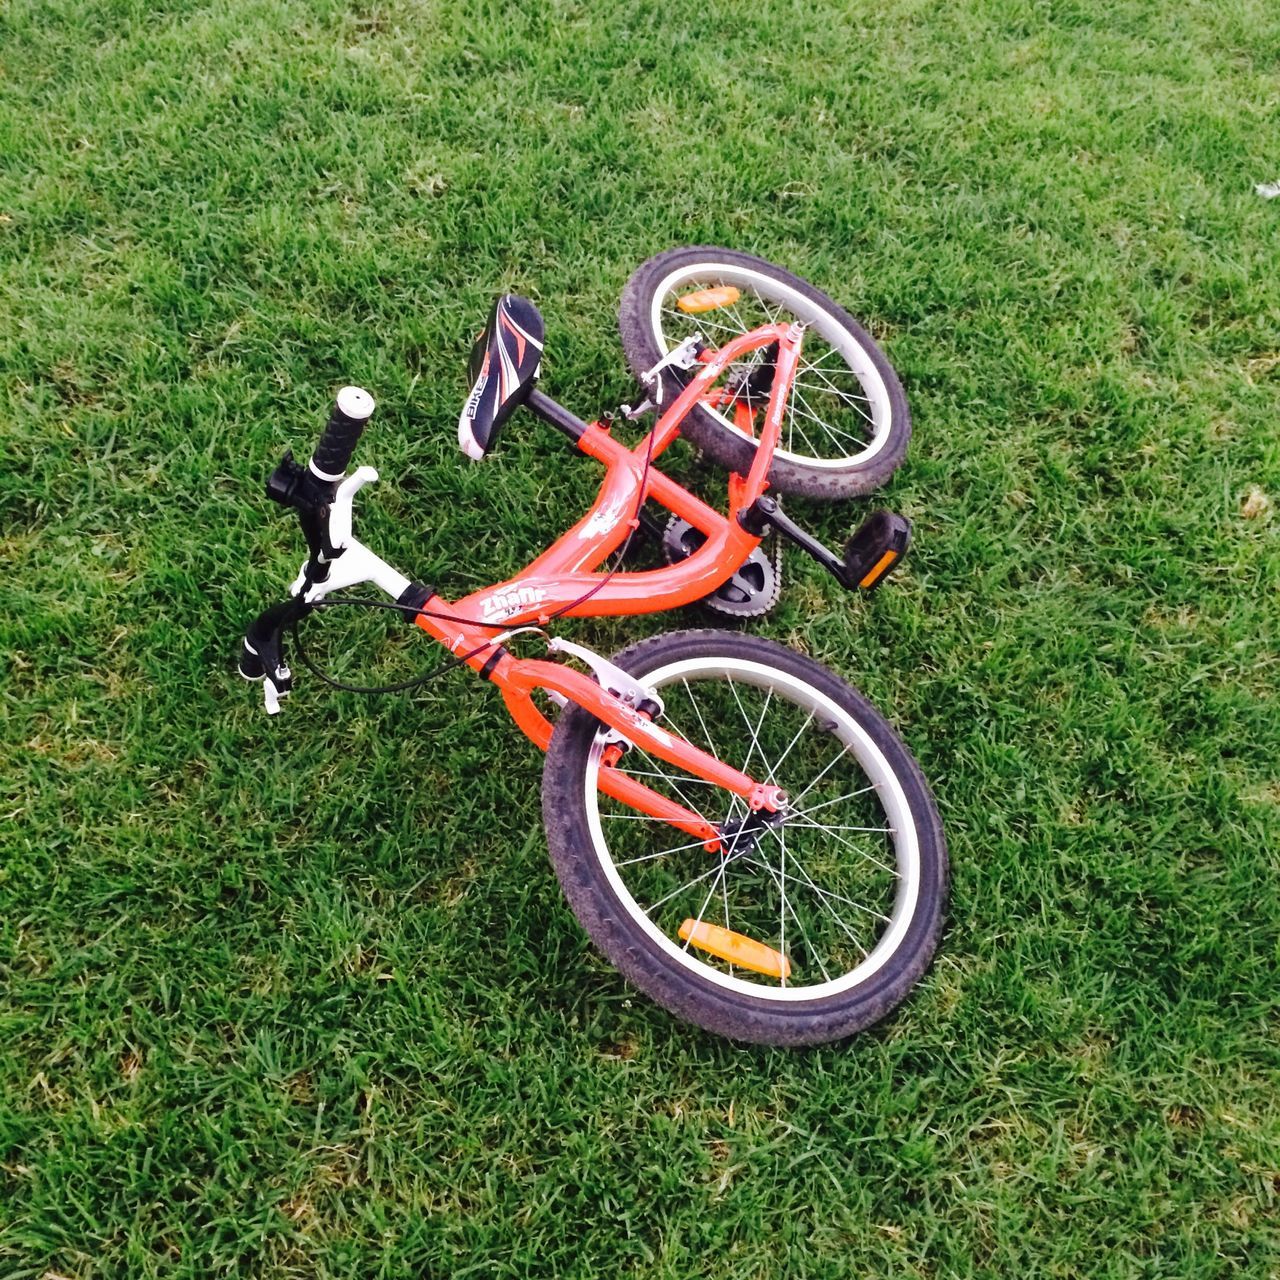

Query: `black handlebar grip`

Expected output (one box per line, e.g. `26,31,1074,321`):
309,386,376,481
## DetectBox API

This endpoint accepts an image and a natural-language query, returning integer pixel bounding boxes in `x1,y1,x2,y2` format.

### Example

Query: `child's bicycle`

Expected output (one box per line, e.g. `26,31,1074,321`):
240,247,947,1046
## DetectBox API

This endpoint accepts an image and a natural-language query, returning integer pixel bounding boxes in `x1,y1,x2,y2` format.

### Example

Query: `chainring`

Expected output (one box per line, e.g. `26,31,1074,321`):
661,515,782,619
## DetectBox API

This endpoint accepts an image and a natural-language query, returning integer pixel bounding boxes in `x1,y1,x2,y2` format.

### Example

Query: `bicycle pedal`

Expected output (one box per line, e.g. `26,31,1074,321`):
844,511,911,592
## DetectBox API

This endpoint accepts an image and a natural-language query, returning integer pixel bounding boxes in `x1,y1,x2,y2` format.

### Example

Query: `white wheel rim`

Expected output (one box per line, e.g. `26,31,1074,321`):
582,656,921,1002
650,261,894,470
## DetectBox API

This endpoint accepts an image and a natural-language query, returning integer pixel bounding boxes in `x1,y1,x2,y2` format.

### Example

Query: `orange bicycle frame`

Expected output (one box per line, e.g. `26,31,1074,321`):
410,322,805,840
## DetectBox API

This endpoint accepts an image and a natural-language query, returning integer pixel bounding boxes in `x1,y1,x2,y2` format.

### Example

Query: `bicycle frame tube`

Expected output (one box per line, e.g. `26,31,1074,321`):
416,322,802,634
404,321,804,836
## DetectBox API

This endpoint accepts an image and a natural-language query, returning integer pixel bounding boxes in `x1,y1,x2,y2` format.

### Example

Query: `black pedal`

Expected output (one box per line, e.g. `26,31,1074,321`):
843,511,911,592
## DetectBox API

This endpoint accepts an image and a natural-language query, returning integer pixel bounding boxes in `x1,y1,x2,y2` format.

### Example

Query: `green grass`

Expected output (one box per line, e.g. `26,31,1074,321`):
2,0,1279,1274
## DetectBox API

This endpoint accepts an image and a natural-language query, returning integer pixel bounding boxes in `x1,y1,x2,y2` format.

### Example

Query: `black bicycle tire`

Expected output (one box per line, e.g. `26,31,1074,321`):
541,629,947,1046
618,246,912,500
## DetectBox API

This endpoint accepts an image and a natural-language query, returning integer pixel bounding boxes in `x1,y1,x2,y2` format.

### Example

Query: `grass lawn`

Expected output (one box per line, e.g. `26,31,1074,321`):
3,0,1279,1274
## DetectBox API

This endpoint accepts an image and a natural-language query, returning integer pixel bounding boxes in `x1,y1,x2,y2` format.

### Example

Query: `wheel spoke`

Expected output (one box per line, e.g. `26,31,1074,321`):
789,819,895,834
752,850,831,982
787,814,894,836
762,710,815,785
805,345,847,369
752,289,784,326
676,821,759,948
784,814,898,876
790,396,873,452
792,378,876,426
791,787,882,822
788,396,857,457
763,831,889,924
795,364,873,405
644,857,733,916
791,389,871,446
681,677,723,765
720,852,732,952
744,850,870,957
789,390,869,450
796,360,877,412
683,855,732,953
784,401,822,457
778,828,788,986
790,742,854,807
613,834,721,868
722,295,756,340
738,686,774,780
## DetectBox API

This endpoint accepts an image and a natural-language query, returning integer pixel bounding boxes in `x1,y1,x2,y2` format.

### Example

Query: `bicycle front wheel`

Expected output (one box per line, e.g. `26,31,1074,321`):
541,631,947,1045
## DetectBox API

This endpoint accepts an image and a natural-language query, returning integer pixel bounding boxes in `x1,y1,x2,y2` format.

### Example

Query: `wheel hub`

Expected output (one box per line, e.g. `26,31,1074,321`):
718,804,788,856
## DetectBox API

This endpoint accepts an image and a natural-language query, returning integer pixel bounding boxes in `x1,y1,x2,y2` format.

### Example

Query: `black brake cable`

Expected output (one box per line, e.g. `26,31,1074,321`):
288,421,658,697
289,613,495,696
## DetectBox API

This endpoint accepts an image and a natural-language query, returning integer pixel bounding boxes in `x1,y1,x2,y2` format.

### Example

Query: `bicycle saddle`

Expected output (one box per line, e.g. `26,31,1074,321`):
458,293,544,460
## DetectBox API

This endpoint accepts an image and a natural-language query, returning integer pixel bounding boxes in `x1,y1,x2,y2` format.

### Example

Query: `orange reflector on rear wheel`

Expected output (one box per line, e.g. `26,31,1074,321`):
675,286,741,314
678,919,791,979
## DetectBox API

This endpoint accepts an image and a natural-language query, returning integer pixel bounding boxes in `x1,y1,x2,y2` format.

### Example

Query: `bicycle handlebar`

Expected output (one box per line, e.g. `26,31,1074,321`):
310,386,375,481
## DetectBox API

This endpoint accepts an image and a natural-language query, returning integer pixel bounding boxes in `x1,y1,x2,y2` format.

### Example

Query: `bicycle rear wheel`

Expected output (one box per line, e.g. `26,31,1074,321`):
619,246,911,500
542,630,947,1045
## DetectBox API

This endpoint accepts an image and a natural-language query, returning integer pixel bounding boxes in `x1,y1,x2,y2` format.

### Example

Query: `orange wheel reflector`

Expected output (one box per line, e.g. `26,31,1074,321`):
857,548,900,589
678,919,791,979
675,286,741,314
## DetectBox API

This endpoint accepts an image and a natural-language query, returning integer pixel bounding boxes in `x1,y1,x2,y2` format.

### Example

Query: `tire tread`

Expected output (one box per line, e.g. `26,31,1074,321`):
541,630,947,1046
618,247,912,500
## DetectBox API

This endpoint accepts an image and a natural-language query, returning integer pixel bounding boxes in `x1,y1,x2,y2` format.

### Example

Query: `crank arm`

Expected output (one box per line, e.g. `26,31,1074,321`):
740,497,911,593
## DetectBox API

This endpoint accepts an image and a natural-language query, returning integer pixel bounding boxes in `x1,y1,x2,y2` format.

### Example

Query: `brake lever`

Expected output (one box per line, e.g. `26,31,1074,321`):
324,466,380,555
239,597,311,715
285,466,414,607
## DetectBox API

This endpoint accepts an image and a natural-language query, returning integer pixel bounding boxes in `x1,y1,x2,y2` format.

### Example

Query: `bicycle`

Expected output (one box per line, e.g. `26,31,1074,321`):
239,247,947,1046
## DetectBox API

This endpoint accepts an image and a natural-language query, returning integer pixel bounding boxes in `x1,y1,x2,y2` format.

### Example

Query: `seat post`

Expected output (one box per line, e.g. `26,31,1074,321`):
525,388,588,444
